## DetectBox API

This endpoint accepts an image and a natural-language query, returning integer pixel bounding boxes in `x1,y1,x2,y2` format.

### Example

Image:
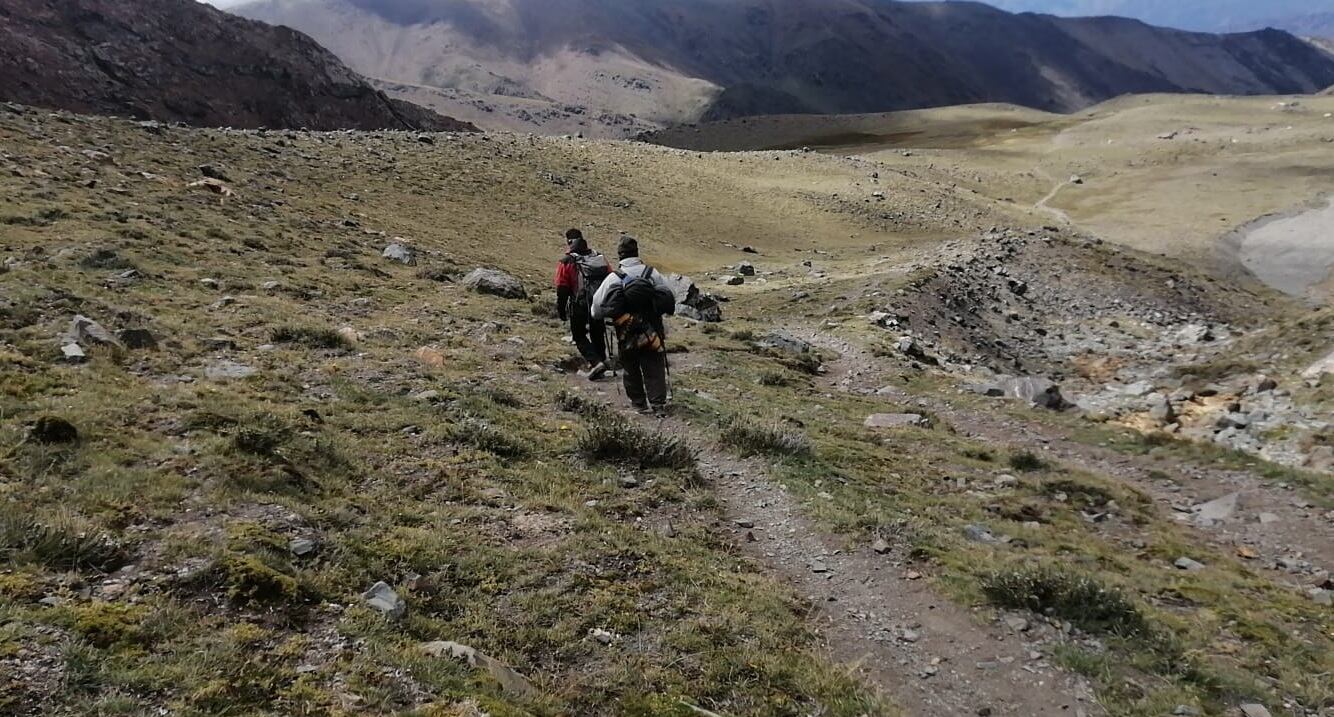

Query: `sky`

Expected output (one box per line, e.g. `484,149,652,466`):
941,0,1334,32
203,0,1334,32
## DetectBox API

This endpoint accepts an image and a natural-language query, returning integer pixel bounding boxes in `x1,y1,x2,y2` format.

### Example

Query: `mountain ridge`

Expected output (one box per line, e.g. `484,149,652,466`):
234,0,1334,136
0,0,477,131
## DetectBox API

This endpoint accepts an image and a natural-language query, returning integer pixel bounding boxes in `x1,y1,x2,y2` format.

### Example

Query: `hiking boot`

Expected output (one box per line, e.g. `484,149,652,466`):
632,403,651,415
651,405,670,418
586,362,608,381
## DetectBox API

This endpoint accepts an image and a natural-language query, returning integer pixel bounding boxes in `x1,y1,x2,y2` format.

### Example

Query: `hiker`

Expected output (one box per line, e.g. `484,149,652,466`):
554,228,611,379
591,236,676,415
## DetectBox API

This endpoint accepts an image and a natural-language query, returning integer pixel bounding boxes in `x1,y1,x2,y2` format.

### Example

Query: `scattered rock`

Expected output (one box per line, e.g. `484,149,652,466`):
462,268,527,299
757,331,814,356
871,537,891,554
963,524,998,544
1257,512,1280,525
864,413,927,429
1003,616,1030,632
1146,393,1176,424
1171,706,1200,716
974,376,1067,410
61,343,86,363
421,640,538,698
289,538,317,557
1174,557,1206,572
205,360,257,380
662,273,722,322
741,246,758,254
1175,324,1215,344
1300,349,1334,381
30,416,79,444
1309,588,1332,606
1254,377,1278,393
1194,492,1240,524
896,336,939,366
1239,705,1272,717
68,315,123,350
362,581,405,619
724,276,745,286
588,628,619,645
382,243,417,266
117,328,157,350
197,163,230,182
737,262,756,276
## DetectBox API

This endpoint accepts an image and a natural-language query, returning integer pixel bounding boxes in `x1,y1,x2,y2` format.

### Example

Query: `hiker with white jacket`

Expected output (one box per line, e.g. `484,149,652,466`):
591,236,676,415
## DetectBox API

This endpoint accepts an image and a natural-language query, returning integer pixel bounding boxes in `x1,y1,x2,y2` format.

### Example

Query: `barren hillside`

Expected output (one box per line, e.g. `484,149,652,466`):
234,0,1334,136
2,97,1331,716
0,0,474,131
647,93,1334,282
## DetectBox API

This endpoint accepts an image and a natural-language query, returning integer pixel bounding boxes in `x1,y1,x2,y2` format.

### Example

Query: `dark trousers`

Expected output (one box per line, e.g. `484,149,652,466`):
622,350,668,408
570,301,606,365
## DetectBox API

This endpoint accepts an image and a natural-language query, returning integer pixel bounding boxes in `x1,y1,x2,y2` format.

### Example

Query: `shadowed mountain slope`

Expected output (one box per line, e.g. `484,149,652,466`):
235,0,1334,135
0,0,476,131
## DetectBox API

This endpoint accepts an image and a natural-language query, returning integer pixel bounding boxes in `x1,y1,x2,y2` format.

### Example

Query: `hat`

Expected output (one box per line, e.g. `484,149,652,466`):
617,235,639,259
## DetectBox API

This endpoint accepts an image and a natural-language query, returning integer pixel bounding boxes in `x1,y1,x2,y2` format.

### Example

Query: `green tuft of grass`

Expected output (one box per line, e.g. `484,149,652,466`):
1008,450,1048,472
446,415,529,458
217,554,302,606
0,514,131,573
270,325,352,350
720,414,812,457
62,602,146,648
578,412,696,470
981,565,1149,637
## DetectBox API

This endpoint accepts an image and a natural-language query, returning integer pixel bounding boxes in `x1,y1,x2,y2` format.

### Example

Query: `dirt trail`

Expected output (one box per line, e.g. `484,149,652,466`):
1033,168,1073,225
795,329,1334,578
570,373,1103,717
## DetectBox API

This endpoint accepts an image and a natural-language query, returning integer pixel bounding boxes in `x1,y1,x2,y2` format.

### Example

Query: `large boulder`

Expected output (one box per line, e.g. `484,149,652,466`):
462,268,527,300
1302,349,1334,382
663,273,723,322
974,376,1067,410
67,315,123,350
864,413,928,429
757,331,814,356
382,242,416,266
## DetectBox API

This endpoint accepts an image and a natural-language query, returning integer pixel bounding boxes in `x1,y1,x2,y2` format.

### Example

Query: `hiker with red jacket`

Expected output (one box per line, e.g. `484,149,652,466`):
554,228,611,380
591,236,677,415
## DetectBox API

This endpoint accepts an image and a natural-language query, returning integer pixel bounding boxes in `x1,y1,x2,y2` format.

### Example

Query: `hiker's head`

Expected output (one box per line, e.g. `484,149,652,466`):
617,235,639,260
568,236,589,254
565,228,583,246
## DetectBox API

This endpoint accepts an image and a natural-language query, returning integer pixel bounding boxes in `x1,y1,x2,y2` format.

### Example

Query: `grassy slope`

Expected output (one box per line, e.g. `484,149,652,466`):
650,95,1334,263
0,106,990,716
0,105,1330,717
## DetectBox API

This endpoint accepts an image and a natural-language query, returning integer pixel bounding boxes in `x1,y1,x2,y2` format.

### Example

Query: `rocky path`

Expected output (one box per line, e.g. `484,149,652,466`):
1033,168,1073,225
571,374,1104,717
797,328,1334,589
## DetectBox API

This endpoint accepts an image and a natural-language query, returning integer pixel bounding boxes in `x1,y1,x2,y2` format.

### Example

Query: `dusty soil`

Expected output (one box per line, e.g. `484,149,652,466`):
795,328,1333,584
1233,196,1334,303
571,373,1104,717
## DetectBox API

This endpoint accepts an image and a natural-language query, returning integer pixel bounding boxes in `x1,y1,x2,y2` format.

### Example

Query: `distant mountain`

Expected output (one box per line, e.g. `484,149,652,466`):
0,0,476,131
972,1,1334,33
234,0,1334,137
1254,12,1334,39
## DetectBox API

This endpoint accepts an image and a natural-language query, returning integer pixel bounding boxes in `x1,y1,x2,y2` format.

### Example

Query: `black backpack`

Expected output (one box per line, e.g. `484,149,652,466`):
618,267,675,318
573,253,610,304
